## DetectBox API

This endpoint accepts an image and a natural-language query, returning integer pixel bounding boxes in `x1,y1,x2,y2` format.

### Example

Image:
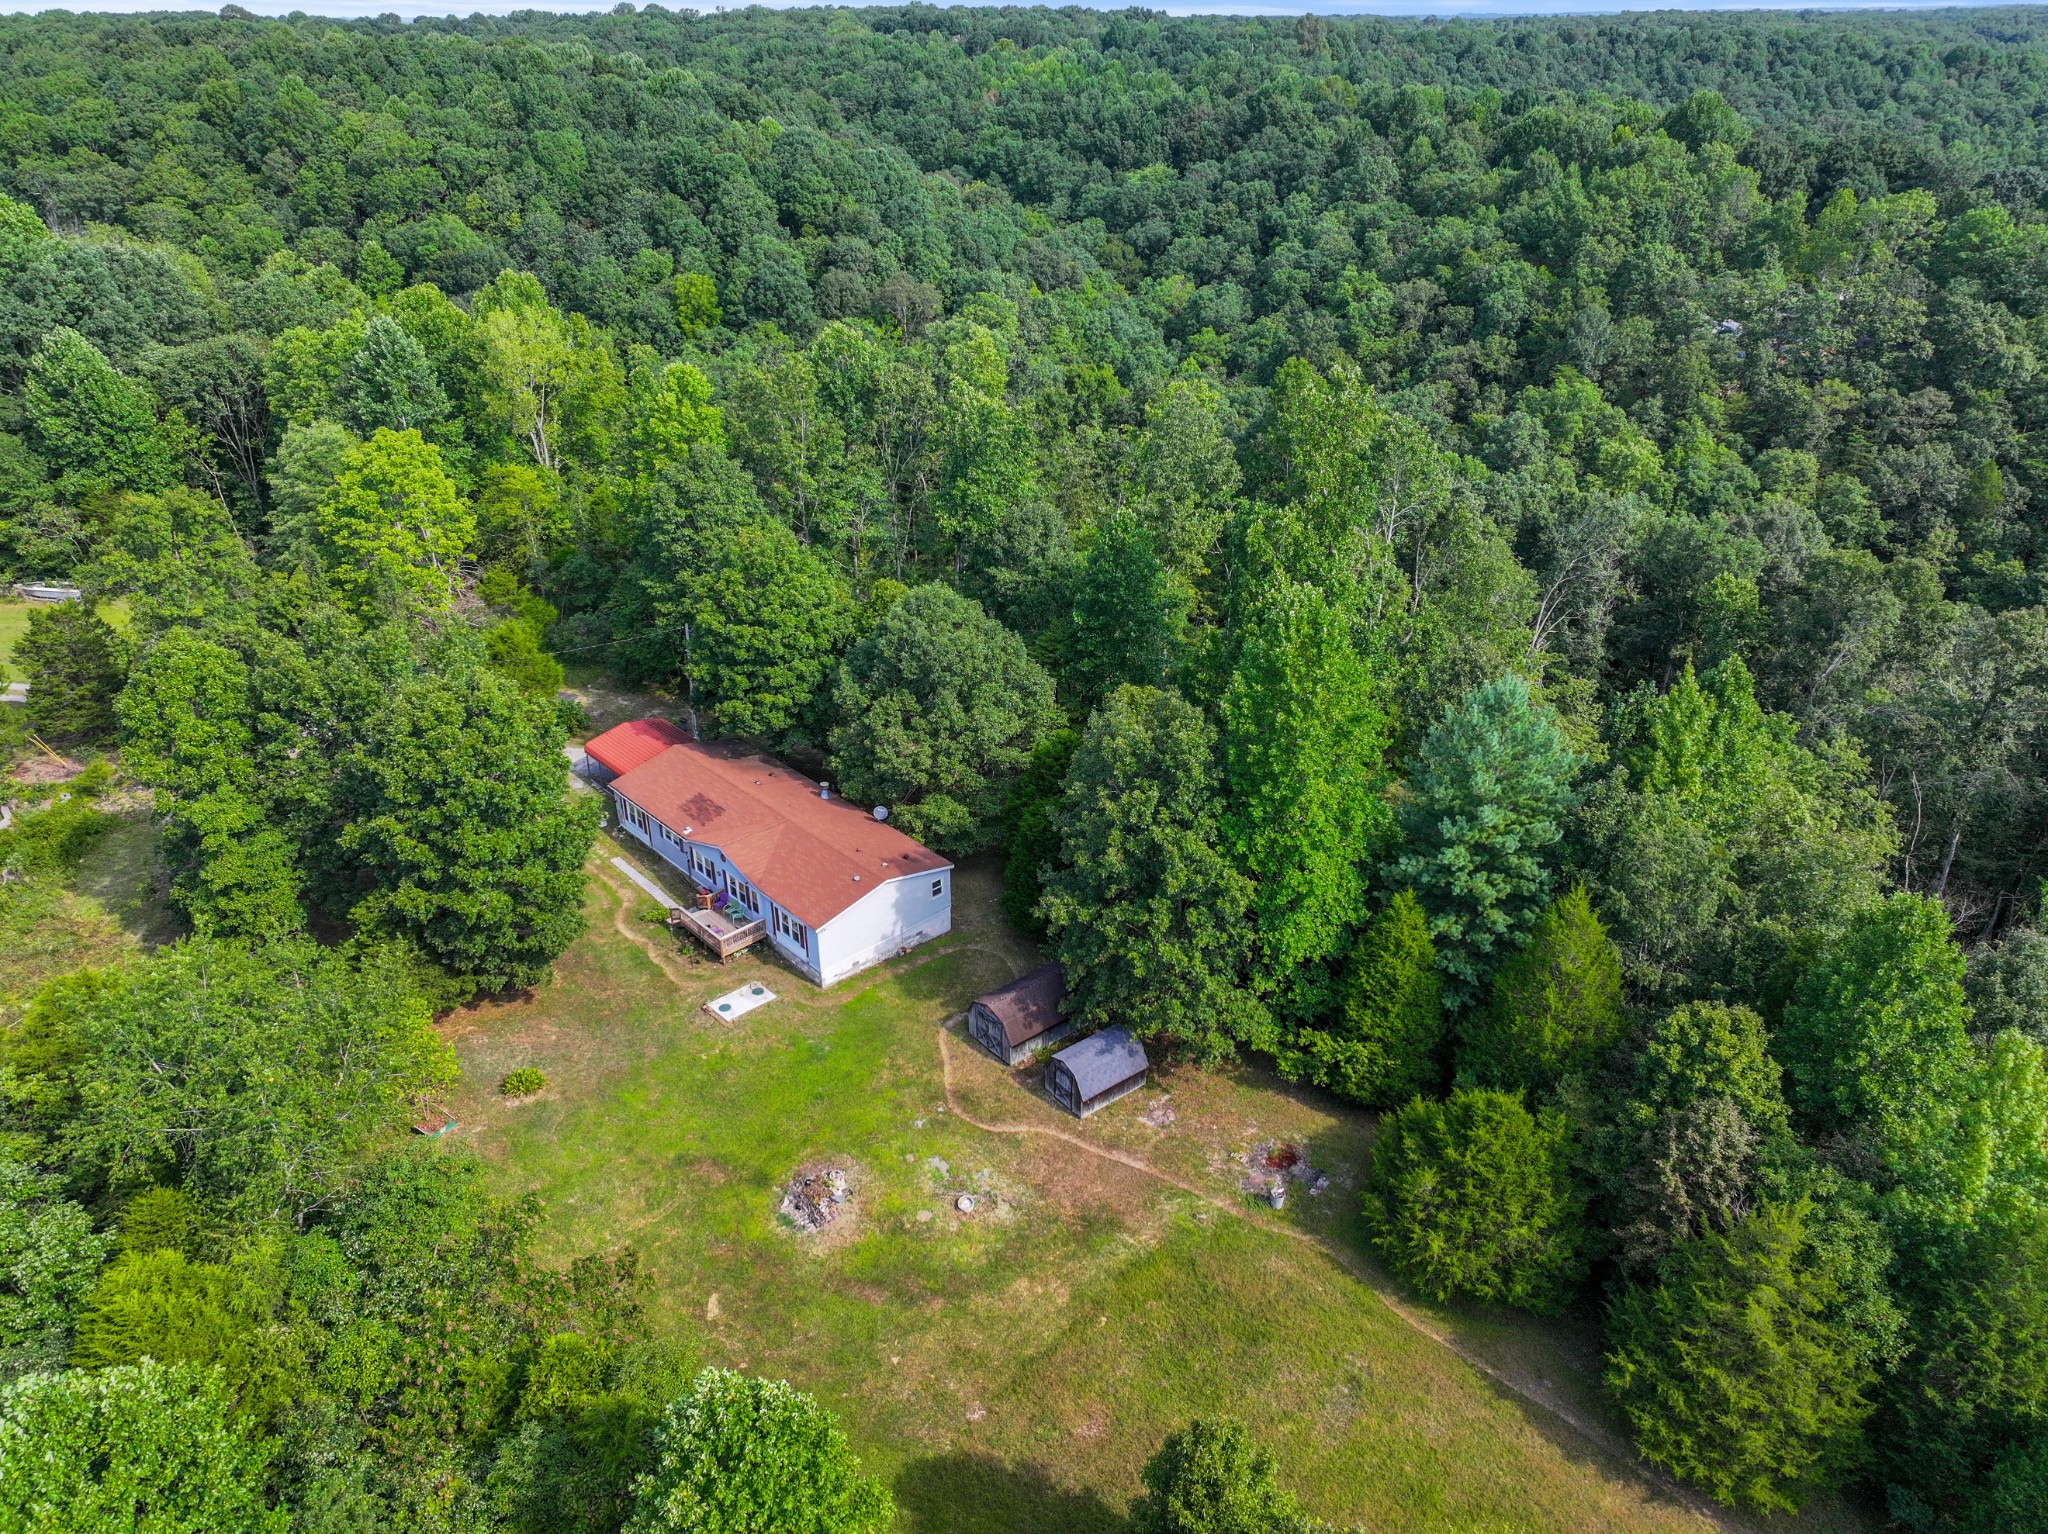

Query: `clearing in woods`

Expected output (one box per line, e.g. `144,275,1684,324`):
440,840,1874,1534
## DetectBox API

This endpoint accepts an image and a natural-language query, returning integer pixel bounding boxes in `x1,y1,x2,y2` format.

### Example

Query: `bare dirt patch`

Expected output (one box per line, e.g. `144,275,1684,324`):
777,1159,866,1254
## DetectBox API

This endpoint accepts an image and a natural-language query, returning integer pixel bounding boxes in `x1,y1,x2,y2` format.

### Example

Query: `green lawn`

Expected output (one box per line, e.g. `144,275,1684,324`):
0,801,174,1010
0,596,132,682
446,843,1873,1534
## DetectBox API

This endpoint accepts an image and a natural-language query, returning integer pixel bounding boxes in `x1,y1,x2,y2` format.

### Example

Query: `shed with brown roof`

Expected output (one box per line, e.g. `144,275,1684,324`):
967,964,1072,1067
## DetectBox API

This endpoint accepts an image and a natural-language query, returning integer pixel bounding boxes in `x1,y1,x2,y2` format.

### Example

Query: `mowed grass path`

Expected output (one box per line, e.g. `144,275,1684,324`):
445,844,1866,1534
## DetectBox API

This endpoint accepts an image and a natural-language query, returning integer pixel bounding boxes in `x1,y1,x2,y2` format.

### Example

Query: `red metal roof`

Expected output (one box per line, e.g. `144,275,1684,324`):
608,732,951,930
584,717,691,777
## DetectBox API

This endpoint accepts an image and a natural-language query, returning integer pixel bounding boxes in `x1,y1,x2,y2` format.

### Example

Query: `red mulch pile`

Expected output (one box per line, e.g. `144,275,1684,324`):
13,755,83,786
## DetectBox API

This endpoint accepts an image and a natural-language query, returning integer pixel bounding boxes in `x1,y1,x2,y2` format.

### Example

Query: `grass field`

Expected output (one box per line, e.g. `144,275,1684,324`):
0,799,175,1012
444,838,1874,1534
0,596,133,682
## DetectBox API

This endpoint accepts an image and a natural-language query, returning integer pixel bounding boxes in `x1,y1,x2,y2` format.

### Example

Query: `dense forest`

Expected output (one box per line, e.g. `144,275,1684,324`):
3,4,2048,1530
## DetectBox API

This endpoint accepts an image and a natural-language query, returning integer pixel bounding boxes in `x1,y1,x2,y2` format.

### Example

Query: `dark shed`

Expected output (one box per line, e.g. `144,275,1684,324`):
1045,1027,1149,1119
967,964,1073,1067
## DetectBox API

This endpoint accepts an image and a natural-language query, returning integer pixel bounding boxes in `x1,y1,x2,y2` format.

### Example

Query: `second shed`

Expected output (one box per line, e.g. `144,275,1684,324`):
1046,1026,1149,1118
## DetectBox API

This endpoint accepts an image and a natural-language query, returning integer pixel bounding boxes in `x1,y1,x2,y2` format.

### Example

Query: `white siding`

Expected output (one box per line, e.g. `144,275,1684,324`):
814,869,953,986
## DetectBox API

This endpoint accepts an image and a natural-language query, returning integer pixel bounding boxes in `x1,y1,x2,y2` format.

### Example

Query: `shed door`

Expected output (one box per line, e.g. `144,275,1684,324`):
1047,1062,1077,1111
969,1006,1001,1056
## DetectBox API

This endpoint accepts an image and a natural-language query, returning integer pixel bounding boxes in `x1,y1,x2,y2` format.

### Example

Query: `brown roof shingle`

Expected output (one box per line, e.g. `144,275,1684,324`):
972,964,1067,1047
608,734,950,929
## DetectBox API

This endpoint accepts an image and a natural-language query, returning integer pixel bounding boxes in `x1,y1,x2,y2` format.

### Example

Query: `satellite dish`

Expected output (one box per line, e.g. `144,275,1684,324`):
873,805,890,821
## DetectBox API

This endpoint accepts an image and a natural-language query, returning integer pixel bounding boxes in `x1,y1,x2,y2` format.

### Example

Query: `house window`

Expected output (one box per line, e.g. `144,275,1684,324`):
730,878,759,913
773,907,809,950
931,878,944,898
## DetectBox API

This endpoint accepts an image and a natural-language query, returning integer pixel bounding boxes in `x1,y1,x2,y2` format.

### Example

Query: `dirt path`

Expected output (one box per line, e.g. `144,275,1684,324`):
592,858,701,991
933,1026,1743,1534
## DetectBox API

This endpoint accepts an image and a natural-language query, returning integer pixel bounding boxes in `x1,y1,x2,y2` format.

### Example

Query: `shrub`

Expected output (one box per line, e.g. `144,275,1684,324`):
502,1067,548,1097
1130,1417,1304,1534
624,1368,891,1534
1363,1087,1585,1313
0,795,112,876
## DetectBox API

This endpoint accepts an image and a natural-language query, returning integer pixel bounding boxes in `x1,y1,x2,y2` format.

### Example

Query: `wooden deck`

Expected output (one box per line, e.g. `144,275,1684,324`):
667,901,766,961
610,852,767,962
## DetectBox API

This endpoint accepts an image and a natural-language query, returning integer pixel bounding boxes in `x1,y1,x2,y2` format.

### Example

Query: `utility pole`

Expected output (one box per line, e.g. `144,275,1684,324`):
683,621,700,739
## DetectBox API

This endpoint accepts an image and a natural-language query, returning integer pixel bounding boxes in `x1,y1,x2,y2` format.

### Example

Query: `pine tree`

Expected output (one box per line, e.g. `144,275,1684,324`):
341,314,448,434
1279,890,1443,1108
1363,1086,1585,1312
15,602,124,745
1461,883,1626,1095
1000,729,1079,939
1606,1200,1882,1514
1391,674,1580,1008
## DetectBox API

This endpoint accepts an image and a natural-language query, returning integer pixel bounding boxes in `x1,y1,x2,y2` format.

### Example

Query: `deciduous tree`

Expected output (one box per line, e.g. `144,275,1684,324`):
1130,1417,1305,1534
1221,581,1392,1024
1778,892,1973,1159
335,669,600,993
624,1369,891,1534
0,1361,284,1532
827,584,1061,853
313,428,473,614
117,628,303,938
1040,686,1258,1060
22,327,179,496
1065,512,1189,710
65,937,454,1224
